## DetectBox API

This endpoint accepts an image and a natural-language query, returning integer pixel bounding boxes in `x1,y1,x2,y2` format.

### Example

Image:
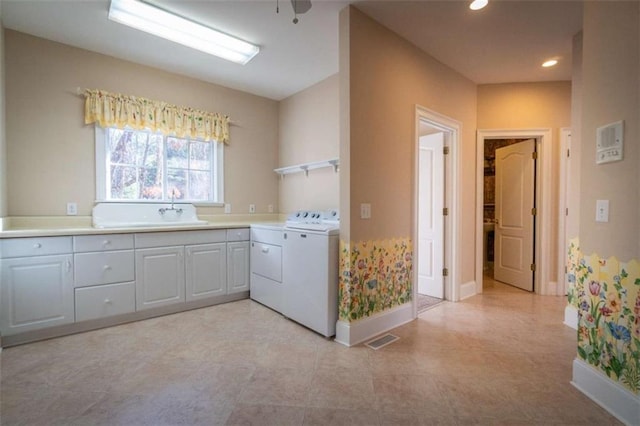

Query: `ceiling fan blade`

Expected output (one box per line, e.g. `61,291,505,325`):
291,0,312,14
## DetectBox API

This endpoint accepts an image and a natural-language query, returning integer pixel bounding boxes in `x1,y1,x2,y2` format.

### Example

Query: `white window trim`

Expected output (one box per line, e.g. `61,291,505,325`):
95,126,224,205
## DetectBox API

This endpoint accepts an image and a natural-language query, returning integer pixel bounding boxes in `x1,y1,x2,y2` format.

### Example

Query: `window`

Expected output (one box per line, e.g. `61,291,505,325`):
96,127,223,204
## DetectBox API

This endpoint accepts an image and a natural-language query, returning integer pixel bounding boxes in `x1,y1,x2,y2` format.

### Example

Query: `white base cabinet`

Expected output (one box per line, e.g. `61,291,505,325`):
0,228,250,344
135,246,185,311
227,241,250,294
1,254,74,335
73,234,136,321
186,243,227,301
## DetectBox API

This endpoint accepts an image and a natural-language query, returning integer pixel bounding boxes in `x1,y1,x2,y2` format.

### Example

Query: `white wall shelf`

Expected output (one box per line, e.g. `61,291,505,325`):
274,158,339,177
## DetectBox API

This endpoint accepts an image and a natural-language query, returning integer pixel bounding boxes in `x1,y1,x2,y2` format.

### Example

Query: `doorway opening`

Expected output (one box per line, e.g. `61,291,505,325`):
476,129,560,296
414,106,461,316
482,138,536,292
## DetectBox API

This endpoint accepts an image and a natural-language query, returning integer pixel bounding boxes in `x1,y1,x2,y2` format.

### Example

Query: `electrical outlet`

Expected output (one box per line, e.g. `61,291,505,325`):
66,202,78,216
249,204,256,214
224,203,231,214
268,204,274,213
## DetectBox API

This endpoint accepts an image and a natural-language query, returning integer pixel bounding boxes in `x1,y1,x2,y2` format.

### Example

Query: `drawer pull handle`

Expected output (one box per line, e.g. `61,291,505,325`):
104,298,112,304
103,240,111,246
103,265,112,271
261,247,269,253
34,243,42,249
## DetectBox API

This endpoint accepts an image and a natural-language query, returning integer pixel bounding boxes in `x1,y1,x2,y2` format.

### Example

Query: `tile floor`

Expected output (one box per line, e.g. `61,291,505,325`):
0,278,622,425
417,294,443,313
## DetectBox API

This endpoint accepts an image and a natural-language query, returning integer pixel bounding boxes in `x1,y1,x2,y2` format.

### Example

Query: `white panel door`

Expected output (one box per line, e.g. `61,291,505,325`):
0,255,74,335
185,243,226,301
135,246,185,310
227,241,250,294
494,139,535,291
418,133,444,298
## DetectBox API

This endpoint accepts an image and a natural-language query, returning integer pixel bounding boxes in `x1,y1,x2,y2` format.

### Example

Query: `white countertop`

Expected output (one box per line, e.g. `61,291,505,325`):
0,214,284,239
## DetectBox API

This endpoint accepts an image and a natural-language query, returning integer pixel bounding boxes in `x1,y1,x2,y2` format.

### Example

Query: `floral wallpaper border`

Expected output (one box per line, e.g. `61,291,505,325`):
567,238,640,394
339,238,412,322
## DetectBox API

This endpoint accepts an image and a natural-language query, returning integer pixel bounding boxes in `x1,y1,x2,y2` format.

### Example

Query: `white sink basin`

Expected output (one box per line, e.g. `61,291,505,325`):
93,203,207,229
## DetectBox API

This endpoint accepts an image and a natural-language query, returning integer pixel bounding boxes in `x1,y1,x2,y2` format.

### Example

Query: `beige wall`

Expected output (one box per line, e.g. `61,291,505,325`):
5,30,279,217
477,81,572,281
278,74,339,213
345,7,478,283
569,32,583,242
580,2,640,259
0,9,6,217
477,82,571,130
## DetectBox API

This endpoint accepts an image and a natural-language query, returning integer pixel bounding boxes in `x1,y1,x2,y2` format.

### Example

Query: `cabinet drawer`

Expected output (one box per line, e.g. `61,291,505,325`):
75,282,135,322
250,242,282,282
135,230,226,248
250,273,283,313
251,228,283,246
74,250,135,287
227,228,250,242
1,236,72,259
74,234,134,252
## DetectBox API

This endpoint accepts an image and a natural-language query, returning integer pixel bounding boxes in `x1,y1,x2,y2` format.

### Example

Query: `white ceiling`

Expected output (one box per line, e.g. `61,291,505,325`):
1,0,583,101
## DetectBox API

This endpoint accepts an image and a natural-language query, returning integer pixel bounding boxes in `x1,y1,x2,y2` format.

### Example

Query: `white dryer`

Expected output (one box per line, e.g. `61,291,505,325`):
282,211,339,337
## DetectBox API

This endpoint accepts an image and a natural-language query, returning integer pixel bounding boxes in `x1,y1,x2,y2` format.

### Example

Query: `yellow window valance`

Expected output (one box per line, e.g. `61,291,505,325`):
84,89,230,144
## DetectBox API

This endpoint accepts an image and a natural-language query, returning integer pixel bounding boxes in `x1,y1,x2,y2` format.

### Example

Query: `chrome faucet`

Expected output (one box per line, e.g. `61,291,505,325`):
158,189,183,215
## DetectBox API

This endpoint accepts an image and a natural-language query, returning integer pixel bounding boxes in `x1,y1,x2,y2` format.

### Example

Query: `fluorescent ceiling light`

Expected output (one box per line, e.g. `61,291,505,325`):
542,59,559,67
108,0,259,65
469,0,489,11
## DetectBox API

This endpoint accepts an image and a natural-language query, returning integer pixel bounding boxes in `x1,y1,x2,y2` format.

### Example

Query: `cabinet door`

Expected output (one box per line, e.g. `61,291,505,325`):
185,243,227,301
1,255,74,335
227,241,249,294
135,246,185,311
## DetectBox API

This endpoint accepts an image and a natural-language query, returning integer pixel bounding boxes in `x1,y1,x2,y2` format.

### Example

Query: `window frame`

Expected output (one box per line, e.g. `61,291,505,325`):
95,126,224,205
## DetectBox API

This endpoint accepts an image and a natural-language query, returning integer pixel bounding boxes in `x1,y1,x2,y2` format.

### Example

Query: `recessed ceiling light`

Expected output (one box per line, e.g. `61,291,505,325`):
470,0,489,11
108,0,260,65
542,59,559,68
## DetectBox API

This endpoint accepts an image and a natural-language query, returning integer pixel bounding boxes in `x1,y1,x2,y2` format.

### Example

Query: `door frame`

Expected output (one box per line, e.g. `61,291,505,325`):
476,128,559,295
559,128,571,294
414,106,461,318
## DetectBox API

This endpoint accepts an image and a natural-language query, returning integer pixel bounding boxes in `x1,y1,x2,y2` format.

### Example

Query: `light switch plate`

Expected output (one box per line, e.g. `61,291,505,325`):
596,200,609,222
249,204,256,214
360,203,371,219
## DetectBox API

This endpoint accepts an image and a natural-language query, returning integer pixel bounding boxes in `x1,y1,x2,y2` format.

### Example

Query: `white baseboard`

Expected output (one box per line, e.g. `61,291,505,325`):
459,280,476,300
564,304,578,330
540,280,559,295
334,302,413,347
572,358,640,426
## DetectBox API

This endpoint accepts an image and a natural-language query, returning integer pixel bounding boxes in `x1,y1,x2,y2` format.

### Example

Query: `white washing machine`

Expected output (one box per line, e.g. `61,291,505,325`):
283,211,339,337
